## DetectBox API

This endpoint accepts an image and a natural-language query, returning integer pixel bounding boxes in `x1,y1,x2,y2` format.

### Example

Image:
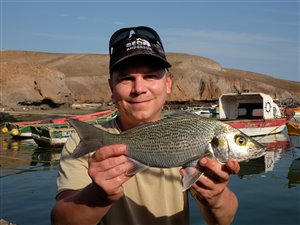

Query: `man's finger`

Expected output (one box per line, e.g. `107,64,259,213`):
94,144,128,161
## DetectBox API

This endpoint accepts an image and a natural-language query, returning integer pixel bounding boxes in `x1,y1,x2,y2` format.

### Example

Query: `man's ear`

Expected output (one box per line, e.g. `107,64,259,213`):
166,72,173,94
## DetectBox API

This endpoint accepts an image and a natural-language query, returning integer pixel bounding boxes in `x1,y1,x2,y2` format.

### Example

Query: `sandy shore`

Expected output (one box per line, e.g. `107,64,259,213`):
0,219,17,225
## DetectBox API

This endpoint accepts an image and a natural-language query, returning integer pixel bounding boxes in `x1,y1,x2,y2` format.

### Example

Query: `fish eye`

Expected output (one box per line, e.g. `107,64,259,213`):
235,135,247,146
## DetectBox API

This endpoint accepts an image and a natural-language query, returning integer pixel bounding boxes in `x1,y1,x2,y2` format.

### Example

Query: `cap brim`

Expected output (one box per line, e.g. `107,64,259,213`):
110,51,171,73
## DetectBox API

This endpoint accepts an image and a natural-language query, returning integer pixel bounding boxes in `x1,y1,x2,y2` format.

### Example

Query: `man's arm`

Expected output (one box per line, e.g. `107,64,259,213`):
51,185,112,225
51,144,132,225
192,185,238,225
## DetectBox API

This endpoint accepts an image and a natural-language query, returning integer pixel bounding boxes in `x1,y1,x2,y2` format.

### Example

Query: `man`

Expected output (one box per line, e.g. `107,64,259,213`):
51,26,240,225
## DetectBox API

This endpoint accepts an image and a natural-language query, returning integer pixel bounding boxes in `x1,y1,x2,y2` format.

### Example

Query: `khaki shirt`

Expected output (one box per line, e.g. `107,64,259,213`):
57,118,190,225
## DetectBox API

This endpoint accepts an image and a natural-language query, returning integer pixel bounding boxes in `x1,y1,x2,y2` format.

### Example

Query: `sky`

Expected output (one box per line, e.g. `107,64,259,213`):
1,0,299,82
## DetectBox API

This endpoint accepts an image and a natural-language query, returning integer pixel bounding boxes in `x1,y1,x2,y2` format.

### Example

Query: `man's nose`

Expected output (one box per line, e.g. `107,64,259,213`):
132,77,147,94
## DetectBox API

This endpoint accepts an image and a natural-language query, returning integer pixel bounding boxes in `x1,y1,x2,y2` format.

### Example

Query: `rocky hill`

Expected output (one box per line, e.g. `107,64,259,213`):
1,50,299,110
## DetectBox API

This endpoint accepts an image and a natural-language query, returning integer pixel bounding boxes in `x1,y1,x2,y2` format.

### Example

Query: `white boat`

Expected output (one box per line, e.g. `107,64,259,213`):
192,107,213,117
219,92,289,136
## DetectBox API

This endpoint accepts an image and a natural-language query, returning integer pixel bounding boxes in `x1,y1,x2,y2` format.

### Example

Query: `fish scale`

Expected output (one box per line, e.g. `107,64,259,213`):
108,118,211,167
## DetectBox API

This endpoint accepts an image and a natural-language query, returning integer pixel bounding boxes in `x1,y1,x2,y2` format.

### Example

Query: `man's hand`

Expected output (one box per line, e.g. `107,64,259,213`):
190,157,240,208
180,157,240,225
88,144,133,203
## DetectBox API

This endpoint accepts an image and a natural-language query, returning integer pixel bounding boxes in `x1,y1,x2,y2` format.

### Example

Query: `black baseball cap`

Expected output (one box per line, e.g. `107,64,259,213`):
109,26,172,75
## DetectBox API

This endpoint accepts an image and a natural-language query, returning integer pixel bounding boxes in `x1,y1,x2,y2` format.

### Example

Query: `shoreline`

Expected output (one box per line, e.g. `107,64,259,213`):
0,104,115,116
0,219,17,225
0,105,116,123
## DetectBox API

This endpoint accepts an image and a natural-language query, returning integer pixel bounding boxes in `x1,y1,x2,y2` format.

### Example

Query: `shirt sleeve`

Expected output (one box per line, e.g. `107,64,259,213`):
56,118,120,197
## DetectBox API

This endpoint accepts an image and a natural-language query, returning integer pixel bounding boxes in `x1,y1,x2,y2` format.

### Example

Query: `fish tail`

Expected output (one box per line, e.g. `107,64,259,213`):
68,118,110,158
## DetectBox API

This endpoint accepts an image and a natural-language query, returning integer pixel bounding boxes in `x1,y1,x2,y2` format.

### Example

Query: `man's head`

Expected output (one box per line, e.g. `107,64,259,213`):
109,26,171,76
108,26,173,129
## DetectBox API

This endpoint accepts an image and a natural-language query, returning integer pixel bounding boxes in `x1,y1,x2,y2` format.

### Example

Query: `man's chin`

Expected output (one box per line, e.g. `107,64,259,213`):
130,110,160,122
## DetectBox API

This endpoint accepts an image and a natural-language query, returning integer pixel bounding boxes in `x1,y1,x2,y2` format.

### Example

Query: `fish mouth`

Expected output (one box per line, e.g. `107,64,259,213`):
255,146,266,158
244,146,266,161
252,140,266,158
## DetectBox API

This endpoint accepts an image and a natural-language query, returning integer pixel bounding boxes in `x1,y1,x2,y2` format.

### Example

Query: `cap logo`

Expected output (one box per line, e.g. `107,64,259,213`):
126,38,152,52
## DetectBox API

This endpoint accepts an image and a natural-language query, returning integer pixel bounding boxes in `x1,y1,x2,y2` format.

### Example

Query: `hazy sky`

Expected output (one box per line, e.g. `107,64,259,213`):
1,0,299,81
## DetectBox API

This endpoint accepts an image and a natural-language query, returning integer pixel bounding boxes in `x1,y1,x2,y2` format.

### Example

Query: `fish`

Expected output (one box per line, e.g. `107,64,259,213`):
68,111,265,191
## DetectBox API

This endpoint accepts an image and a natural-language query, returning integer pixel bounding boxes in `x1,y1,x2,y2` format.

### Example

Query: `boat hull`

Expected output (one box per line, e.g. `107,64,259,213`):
31,127,73,148
226,118,288,136
2,109,117,139
287,122,300,136
31,111,117,148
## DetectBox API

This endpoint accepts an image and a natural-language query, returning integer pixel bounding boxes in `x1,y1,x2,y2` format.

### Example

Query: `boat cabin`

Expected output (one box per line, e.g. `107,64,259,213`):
219,92,282,120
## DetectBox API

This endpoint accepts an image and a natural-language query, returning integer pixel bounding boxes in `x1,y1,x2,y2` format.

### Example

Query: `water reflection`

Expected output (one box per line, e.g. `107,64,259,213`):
238,156,265,177
287,157,300,188
238,132,290,175
238,131,300,189
31,147,61,166
1,136,36,151
238,150,286,177
0,136,61,178
254,132,292,151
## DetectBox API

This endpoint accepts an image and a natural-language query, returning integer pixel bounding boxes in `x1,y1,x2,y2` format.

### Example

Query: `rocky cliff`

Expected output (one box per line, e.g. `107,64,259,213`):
1,50,299,110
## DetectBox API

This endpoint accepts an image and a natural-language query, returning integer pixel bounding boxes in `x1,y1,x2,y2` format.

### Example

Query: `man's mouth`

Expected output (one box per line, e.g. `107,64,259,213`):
128,99,152,104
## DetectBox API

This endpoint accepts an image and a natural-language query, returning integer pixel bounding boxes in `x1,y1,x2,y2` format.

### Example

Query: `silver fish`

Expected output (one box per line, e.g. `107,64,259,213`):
68,111,265,191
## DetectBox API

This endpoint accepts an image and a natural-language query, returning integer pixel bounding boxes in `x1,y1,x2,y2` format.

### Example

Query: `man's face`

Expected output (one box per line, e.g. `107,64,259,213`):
109,64,172,129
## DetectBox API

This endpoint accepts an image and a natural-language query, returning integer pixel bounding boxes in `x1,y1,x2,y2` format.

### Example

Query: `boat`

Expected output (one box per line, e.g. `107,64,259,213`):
31,126,75,148
1,109,117,138
286,122,300,136
218,92,290,136
288,107,300,117
191,107,213,117
31,111,118,148
188,105,219,117
1,120,44,138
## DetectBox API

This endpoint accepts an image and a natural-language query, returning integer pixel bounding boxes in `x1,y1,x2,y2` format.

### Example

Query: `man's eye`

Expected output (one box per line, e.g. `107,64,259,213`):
118,77,134,83
145,74,160,79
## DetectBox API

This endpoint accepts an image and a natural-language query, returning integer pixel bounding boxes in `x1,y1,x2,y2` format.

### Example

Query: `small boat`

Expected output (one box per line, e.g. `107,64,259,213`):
1,120,43,138
1,109,117,138
31,126,75,148
286,122,300,136
191,107,213,117
188,105,219,117
31,111,118,148
288,107,300,117
219,92,290,136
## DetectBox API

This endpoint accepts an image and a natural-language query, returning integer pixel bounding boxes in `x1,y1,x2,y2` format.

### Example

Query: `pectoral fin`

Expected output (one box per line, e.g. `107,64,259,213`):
182,166,204,192
126,157,150,176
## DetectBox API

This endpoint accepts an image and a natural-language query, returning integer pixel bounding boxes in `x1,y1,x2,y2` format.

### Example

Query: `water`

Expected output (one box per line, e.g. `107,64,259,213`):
1,123,300,225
